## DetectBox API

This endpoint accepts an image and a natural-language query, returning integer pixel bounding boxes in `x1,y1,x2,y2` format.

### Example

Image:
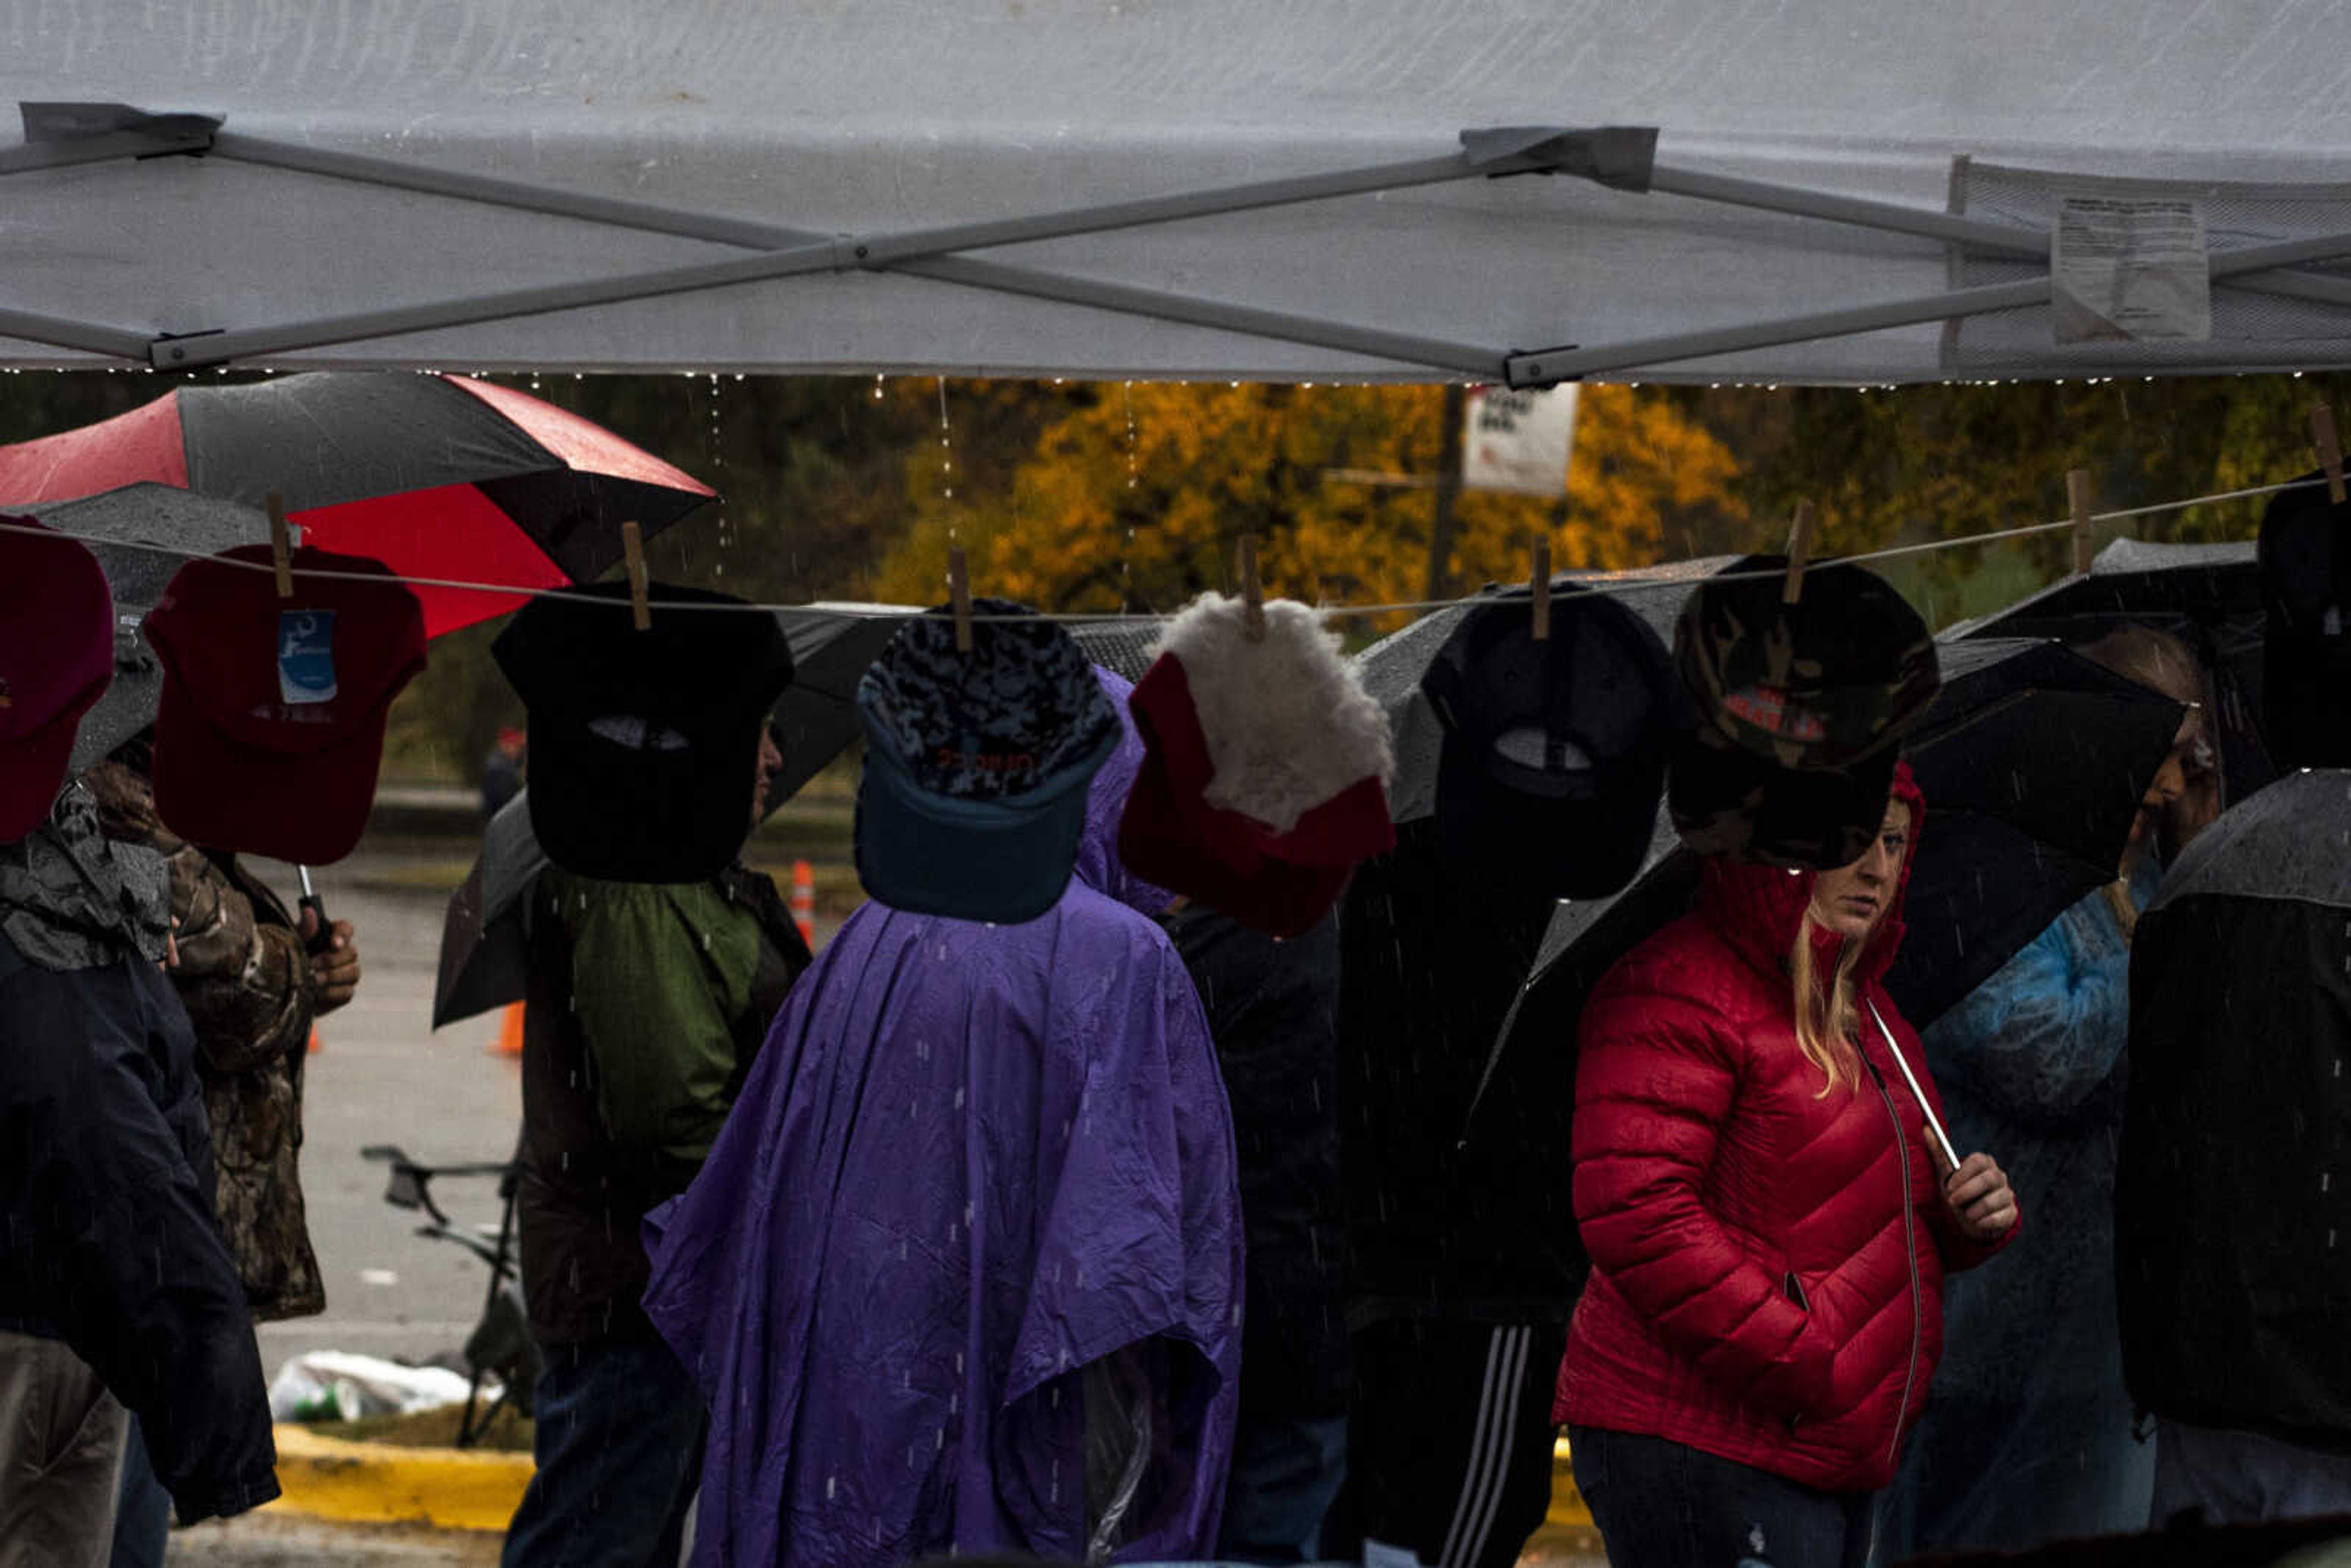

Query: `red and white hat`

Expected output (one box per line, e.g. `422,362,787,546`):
1119,593,1395,937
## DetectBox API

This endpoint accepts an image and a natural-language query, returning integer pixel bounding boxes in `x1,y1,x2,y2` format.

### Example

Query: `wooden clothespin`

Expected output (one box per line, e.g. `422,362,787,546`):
2068,468,2095,577
1780,499,1817,607
1237,534,1266,642
947,546,973,653
1530,538,1553,640
265,490,293,599
2312,403,2347,506
620,520,651,631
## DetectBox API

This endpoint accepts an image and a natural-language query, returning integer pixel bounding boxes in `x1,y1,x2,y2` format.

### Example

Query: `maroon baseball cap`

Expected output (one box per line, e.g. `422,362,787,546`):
0,516,114,841
143,544,426,865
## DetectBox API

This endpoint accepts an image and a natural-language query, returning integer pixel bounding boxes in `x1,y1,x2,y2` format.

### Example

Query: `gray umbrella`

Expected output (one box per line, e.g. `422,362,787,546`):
2145,765,2351,914
24,484,274,773
1068,618,1166,684
432,601,920,1029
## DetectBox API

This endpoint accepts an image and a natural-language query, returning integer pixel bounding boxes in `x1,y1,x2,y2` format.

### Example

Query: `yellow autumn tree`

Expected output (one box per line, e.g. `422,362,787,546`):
874,382,1747,626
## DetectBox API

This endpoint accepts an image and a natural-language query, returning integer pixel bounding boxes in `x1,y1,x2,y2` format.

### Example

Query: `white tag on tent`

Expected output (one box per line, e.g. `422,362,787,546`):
1461,384,1578,496
2052,196,2212,343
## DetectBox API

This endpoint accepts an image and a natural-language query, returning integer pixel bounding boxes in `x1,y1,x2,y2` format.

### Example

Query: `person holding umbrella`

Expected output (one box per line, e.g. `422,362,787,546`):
1558,764,2019,1568
1881,625,2218,1560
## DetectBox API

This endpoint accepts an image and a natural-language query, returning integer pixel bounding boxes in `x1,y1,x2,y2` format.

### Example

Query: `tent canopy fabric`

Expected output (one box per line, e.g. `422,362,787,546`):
4,2,2351,384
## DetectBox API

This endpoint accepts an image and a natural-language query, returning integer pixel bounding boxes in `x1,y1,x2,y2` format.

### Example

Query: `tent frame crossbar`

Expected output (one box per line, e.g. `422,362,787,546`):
6,102,2351,383
1502,228,2351,383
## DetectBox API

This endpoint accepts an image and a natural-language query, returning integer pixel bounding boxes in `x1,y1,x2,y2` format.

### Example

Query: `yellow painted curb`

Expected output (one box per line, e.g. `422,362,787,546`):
262,1421,1581,1536
266,1425,532,1532
1548,1434,1593,1528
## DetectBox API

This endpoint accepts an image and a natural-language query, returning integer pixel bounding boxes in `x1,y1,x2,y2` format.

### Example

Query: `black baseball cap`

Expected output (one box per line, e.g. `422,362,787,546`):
495,582,795,883
1669,557,1939,868
1420,586,1686,899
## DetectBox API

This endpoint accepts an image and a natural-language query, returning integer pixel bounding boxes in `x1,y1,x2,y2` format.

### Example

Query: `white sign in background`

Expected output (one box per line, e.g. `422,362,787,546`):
1461,384,1580,497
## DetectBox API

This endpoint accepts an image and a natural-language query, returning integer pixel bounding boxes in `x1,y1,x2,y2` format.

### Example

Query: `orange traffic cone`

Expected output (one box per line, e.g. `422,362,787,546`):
790,860,816,947
307,1028,322,1056
492,1000,525,1057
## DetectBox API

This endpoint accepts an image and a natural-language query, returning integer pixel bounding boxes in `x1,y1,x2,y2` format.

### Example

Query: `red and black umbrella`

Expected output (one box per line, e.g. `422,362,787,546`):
0,371,713,636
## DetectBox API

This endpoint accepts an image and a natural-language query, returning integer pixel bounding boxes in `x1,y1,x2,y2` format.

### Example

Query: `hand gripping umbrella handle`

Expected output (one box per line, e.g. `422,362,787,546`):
1867,998,1962,1173
296,865,334,958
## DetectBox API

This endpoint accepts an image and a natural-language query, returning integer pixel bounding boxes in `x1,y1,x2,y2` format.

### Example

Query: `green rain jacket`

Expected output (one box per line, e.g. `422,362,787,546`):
517,864,809,1346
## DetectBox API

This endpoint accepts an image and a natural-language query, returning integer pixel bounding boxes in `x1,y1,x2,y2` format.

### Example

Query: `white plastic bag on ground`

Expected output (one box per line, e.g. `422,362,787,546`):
268,1350,492,1422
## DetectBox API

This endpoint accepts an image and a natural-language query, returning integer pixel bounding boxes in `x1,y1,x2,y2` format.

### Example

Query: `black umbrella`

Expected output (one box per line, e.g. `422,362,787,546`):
1958,535,2271,805
1461,634,2186,1133
1351,557,1739,825
432,602,917,1029
1880,639,2184,1026
23,484,272,773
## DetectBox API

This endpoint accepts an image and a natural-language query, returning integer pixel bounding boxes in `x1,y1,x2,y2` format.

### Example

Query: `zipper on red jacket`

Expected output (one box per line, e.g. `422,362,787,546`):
1863,1053,1924,1470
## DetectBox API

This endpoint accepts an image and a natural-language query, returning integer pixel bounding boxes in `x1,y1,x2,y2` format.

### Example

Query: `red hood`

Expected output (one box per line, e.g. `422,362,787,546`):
1698,759,1924,989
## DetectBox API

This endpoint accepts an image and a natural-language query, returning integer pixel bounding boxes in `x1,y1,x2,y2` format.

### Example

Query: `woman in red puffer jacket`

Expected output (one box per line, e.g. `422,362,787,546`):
1556,764,2019,1568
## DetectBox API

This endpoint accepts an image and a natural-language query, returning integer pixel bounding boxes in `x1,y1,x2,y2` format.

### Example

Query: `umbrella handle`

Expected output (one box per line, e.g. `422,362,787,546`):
1867,998,1962,1172
296,865,335,958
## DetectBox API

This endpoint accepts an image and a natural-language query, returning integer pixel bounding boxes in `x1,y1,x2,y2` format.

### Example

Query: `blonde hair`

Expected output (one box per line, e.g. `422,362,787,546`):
1790,914,1865,1096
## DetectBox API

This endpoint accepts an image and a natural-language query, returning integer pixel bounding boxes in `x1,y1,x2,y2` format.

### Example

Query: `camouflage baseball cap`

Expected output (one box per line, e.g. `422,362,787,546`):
1673,557,1938,771
1670,557,1939,868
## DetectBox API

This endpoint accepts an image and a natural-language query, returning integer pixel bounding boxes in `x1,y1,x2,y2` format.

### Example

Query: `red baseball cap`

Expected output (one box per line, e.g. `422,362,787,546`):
1119,638,1395,939
0,517,114,841
143,544,426,865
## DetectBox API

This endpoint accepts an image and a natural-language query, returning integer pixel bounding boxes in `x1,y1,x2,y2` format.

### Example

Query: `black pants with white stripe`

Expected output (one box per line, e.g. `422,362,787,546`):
1334,1319,1569,1568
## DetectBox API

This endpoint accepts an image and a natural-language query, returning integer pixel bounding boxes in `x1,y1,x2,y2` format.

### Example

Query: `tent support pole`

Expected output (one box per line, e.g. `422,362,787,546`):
152,128,1627,368
209,134,1505,369
1646,163,2351,309
0,306,153,359
1506,228,2351,384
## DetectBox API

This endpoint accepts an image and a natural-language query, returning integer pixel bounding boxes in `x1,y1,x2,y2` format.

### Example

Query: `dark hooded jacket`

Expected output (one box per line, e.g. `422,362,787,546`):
0,785,278,1522
1338,817,1578,1324
2118,768,2351,1449
1164,904,1348,1420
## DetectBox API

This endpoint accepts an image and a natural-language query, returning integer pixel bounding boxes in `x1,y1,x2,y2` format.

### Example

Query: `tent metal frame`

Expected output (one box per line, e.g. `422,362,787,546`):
7,101,2351,384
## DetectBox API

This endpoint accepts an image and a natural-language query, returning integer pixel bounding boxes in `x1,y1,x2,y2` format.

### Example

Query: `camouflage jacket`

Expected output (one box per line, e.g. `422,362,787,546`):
84,760,324,1322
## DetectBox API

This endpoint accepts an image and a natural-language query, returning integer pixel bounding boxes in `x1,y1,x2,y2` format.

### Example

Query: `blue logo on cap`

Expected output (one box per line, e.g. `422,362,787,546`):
278,610,339,706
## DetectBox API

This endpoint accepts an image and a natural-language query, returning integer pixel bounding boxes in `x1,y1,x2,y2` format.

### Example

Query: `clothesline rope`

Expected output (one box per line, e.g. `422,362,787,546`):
1,473,2312,625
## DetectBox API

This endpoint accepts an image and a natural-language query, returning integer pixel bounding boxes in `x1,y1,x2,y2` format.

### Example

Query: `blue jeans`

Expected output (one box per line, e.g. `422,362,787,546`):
502,1337,706,1568
1216,1413,1348,1564
108,1417,172,1568
1569,1425,1877,1568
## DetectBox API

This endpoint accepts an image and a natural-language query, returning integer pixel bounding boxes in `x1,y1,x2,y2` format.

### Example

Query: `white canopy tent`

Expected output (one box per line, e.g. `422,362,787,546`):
4,1,2351,384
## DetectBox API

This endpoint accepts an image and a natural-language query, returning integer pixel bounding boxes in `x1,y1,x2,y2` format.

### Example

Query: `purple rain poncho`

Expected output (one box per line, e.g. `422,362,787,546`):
643,670,1242,1568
